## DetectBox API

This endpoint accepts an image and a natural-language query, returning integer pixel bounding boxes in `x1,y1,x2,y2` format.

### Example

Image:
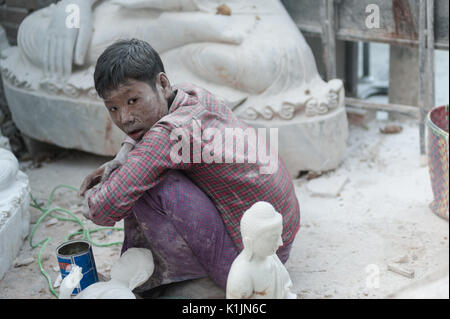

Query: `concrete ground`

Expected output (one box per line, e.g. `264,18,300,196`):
0,109,448,299
0,46,448,299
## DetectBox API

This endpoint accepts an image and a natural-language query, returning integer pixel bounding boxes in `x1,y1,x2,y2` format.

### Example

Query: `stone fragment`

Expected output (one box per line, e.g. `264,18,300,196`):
45,218,58,227
216,4,231,15
380,124,403,134
387,264,415,279
306,175,349,198
393,255,409,264
13,257,34,267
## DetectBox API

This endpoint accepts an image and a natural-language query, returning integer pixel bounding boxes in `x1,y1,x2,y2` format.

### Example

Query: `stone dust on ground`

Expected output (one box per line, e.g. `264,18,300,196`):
0,112,448,299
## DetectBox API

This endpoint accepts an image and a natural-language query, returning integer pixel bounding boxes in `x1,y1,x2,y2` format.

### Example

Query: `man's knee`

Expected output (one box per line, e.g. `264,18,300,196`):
134,170,205,218
155,170,216,211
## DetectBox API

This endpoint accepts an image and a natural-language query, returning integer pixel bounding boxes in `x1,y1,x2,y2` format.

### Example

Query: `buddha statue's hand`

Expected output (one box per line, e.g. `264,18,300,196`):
43,0,94,82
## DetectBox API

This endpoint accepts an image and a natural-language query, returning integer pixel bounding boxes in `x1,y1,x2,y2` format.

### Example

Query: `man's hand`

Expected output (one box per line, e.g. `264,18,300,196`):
78,160,121,196
78,164,104,197
78,141,134,197
81,187,97,221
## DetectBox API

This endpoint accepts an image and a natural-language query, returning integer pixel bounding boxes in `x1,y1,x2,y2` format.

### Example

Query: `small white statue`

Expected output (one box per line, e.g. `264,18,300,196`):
59,248,154,299
226,201,296,299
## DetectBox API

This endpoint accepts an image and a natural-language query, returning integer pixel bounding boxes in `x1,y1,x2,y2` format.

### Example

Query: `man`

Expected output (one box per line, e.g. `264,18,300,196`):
80,38,300,293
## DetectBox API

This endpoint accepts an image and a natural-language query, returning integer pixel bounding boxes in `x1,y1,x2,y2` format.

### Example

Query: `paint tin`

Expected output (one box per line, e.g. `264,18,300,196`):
56,240,99,295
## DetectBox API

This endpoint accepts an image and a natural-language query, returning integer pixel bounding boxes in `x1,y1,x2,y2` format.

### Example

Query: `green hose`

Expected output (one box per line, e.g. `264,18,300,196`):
29,184,124,298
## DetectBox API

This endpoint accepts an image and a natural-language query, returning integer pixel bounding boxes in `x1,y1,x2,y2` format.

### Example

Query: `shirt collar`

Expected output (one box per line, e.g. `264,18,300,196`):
168,86,188,114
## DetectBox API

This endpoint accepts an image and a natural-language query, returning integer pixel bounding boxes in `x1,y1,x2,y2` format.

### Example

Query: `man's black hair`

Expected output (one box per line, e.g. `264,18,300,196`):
94,38,165,99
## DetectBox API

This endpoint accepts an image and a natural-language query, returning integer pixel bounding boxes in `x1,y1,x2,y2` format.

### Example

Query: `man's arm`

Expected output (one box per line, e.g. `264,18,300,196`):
100,137,135,182
86,124,191,226
78,137,135,197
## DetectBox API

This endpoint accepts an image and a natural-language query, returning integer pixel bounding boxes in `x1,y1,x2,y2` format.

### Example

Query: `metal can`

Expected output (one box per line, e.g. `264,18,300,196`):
56,239,99,296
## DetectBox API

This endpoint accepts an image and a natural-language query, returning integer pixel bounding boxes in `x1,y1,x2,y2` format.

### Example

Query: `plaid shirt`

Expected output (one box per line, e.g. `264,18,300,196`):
88,83,300,251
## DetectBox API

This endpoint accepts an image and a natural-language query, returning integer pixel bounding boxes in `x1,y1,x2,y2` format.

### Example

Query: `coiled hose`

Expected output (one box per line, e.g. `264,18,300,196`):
29,184,123,298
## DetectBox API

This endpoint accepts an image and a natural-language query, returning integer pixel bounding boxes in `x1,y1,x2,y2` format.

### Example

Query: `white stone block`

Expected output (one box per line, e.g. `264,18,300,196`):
306,174,349,198
0,147,30,280
246,106,349,178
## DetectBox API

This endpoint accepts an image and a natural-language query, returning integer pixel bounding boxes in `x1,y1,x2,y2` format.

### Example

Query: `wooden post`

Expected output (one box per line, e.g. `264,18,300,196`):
427,0,435,112
345,97,420,117
418,0,435,159
418,0,427,157
321,0,337,80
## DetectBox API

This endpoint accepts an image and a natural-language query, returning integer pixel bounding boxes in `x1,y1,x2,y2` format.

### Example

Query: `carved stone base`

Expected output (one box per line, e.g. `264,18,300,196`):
3,75,348,176
2,79,126,156
0,147,30,280
245,106,349,178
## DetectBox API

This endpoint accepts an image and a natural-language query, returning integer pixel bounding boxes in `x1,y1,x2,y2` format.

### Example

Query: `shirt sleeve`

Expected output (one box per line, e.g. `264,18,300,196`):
122,136,137,147
87,123,192,226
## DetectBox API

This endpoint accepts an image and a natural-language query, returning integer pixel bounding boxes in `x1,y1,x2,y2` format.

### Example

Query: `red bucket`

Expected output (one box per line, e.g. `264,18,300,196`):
426,105,449,220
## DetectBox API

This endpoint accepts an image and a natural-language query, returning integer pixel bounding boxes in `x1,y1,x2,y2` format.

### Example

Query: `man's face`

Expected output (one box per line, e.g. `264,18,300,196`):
103,76,170,142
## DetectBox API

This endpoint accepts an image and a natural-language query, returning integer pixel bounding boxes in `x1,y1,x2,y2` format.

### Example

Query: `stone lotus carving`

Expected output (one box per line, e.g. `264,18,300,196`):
1,0,344,120
226,201,296,299
59,247,154,299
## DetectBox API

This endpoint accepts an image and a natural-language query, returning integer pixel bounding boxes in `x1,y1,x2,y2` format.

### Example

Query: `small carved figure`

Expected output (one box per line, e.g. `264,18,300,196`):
226,201,297,299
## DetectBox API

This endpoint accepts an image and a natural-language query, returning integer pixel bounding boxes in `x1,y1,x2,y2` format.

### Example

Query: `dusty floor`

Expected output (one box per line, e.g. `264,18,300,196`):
0,110,448,299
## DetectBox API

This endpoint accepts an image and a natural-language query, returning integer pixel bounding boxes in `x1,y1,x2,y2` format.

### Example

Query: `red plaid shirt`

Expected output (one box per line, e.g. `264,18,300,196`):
88,83,300,251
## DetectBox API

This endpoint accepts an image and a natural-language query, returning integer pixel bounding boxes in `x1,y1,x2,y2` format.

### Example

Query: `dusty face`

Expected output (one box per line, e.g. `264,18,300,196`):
103,75,171,142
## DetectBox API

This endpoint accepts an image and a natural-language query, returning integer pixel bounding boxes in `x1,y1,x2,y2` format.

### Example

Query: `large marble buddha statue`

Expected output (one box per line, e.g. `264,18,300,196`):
0,0,348,175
